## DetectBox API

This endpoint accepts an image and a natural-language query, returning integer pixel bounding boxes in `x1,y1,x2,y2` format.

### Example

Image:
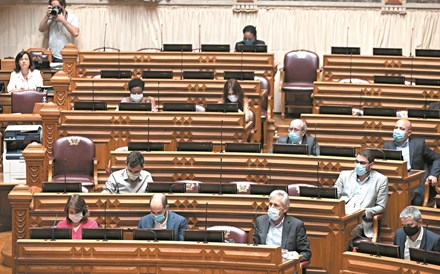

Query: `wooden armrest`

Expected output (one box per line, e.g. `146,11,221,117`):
47,157,54,182
423,180,430,207
93,158,99,189
371,214,382,242
300,260,311,268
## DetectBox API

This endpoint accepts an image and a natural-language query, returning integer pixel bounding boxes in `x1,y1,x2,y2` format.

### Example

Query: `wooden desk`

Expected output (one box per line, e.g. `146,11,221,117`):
322,54,440,82
15,240,300,274
341,251,440,274
285,114,440,154
9,184,360,274
312,81,440,113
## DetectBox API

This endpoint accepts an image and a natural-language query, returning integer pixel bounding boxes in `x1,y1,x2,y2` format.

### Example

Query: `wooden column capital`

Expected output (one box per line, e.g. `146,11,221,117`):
23,142,47,188
61,43,79,79
40,103,61,156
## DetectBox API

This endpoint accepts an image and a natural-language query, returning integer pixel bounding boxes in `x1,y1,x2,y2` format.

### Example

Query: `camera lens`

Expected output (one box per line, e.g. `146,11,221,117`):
50,6,61,16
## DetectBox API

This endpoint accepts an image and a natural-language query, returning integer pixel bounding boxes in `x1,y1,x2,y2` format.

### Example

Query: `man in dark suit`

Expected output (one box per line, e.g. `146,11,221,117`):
138,193,188,240
275,119,320,155
235,25,266,51
394,206,440,260
253,190,311,262
384,119,440,205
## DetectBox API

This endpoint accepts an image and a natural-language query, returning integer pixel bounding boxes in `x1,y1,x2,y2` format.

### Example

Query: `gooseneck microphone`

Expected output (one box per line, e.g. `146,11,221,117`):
109,168,119,194
51,213,59,241
92,80,95,111
180,49,184,80
104,201,108,241
346,26,353,84
409,27,414,85
147,117,150,152
252,205,260,246
220,120,224,152
203,202,208,243
148,229,158,242
63,157,67,194
355,231,380,257
103,23,107,52
219,157,223,195
198,24,201,52
160,24,164,51
422,222,430,265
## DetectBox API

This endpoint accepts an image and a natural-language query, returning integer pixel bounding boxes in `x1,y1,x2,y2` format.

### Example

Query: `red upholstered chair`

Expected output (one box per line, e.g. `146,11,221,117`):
280,50,319,118
207,225,248,244
288,183,317,196
254,75,271,120
11,90,45,114
48,136,98,190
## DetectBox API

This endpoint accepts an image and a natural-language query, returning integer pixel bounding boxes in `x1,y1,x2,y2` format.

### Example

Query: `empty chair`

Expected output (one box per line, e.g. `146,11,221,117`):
254,75,271,120
175,180,202,193
207,225,248,243
11,90,46,114
48,136,98,190
288,183,317,196
230,181,256,194
280,50,319,118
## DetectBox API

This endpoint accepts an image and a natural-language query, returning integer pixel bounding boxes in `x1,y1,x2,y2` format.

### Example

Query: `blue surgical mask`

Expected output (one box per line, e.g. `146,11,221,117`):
153,212,166,223
393,129,406,142
267,207,280,221
288,131,301,143
355,163,368,176
243,39,255,46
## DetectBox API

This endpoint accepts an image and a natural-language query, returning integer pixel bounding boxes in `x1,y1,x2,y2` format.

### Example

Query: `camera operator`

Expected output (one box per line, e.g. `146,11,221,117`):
38,0,79,63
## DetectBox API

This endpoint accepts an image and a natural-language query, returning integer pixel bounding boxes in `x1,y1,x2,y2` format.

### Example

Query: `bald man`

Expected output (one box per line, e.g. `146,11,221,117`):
275,119,320,155
138,193,188,240
384,119,440,205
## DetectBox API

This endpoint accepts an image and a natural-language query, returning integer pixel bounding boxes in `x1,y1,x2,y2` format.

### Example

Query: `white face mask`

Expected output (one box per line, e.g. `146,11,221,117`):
227,94,238,103
130,93,143,103
69,212,83,223
127,169,140,181
267,207,281,221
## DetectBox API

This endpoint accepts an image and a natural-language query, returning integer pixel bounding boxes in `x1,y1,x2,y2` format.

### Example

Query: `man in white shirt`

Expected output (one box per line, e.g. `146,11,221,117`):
38,0,79,62
393,206,440,259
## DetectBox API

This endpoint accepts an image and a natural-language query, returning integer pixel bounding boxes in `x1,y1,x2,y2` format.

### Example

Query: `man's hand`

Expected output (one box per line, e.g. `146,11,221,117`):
46,5,52,17
54,13,67,24
426,175,438,186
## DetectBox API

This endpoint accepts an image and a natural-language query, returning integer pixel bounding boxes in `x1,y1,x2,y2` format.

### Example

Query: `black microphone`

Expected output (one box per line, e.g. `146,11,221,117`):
422,222,430,265
314,122,318,156
169,183,180,194
369,147,385,161
346,26,353,84
316,161,320,188
147,117,150,152
160,23,164,51
157,81,160,111
355,231,380,257
103,23,107,52
252,205,260,246
219,157,223,195
424,90,428,111
409,27,414,85
63,157,67,194
103,200,108,241
117,49,121,79
240,50,244,75
180,49,184,80
92,80,95,111
198,24,201,52
148,229,158,242
359,89,363,115
51,213,59,241
220,120,223,152
268,163,272,187
203,202,208,243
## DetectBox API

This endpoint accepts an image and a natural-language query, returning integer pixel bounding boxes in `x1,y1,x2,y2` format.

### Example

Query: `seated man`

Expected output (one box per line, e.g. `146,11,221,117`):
275,119,320,155
384,119,440,205
121,78,157,111
234,25,265,51
394,206,440,259
138,193,188,241
103,151,153,193
253,190,311,262
335,149,388,240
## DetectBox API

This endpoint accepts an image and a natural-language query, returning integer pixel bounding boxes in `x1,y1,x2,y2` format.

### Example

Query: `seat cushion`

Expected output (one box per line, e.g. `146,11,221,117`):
52,174,94,185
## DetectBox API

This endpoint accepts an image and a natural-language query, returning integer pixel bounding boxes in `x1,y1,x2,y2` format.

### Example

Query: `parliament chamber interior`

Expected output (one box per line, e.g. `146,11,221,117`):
0,0,440,273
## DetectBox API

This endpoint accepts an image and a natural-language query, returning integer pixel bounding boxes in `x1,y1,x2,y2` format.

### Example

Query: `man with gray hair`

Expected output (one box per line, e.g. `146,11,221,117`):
253,190,311,262
393,206,440,259
275,119,320,155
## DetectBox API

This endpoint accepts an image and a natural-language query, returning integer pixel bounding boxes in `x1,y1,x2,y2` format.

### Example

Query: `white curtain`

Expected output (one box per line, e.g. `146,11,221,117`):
1,4,439,111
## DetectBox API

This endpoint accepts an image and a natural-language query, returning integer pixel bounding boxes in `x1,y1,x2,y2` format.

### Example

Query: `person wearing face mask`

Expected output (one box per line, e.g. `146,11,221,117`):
334,149,388,242
102,151,153,193
234,25,266,51
138,193,188,241
275,119,320,155
7,51,43,93
38,0,80,62
394,206,440,260
56,194,98,239
384,119,440,206
121,78,157,111
253,190,311,263
219,78,251,122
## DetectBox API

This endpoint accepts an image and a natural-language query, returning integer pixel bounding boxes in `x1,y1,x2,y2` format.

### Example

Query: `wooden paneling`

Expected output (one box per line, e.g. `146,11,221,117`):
416,206,440,236
16,240,300,274
341,251,440,273
312,81,440,113
322,54,440,82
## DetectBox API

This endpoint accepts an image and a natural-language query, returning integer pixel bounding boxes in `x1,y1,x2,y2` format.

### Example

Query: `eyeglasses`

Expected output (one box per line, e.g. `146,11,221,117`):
355,160,369,165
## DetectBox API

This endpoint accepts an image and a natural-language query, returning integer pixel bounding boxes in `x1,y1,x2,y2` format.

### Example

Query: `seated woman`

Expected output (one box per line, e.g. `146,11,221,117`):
234,25,265,51
121,78,157,111
56,194,98,239
7,51,43,93
219,78,251,122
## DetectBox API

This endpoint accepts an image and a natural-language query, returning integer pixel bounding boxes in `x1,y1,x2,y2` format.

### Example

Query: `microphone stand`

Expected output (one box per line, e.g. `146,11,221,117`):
219,158,223,195
63,157,67,194
422,222,430,265
103,23,107,52
104,201,108,241
51,213,59,241
252,205,260,246
203,202,208,243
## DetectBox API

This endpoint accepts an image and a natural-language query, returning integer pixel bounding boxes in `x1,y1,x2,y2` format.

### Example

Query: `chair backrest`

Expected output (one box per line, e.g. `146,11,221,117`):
283,50,319,84
207,225,248,243
11,90,45,114
288,183,317,196
254,75,270,115
175,180,202,193
230,181,256,194
52,136,95,177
